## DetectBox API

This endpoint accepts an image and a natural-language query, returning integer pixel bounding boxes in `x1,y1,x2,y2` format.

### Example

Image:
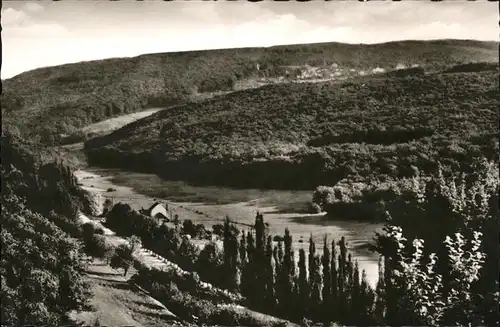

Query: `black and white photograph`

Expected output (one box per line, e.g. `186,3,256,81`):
1,0,499,326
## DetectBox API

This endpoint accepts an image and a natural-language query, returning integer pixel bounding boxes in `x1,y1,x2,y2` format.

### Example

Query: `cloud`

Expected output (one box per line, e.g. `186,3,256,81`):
1,8,31,26
14,22,69,37
2,0,498,79
1,6,68,37
23,2,44,13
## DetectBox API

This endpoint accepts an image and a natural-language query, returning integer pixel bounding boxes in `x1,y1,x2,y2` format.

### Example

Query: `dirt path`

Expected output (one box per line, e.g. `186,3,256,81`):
68,258,182,327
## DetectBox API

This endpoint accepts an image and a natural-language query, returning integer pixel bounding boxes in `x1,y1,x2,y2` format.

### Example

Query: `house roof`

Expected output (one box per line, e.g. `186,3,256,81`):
146,201,165,213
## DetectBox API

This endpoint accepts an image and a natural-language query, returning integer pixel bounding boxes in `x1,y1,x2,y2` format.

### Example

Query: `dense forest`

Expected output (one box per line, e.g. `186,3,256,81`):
2,40,498,142
1,134,96,325
84,67,499,195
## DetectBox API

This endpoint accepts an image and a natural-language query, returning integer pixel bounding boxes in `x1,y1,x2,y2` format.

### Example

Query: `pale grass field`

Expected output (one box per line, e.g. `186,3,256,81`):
81,108,164,136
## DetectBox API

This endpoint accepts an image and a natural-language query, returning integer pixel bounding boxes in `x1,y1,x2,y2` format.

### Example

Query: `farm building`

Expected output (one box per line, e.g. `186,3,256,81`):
140,202,170,221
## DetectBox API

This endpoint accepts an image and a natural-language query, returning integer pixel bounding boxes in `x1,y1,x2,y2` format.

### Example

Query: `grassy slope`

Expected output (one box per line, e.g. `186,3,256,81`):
84,66,499,190
2,39,498,140
79,108,164,138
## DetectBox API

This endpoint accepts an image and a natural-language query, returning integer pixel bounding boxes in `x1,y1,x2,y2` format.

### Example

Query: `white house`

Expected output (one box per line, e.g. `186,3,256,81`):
141,202,169,222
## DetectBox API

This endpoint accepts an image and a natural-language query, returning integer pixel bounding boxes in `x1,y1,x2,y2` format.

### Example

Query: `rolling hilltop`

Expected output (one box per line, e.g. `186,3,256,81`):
2,39,498,143
84,65,499,190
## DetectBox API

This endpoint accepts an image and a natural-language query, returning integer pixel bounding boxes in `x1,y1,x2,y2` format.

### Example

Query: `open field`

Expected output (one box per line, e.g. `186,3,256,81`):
80,108,164,137
108,170,314,211
55,108,165,168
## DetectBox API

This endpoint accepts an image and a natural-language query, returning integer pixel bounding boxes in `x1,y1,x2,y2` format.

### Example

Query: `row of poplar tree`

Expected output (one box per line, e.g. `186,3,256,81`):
221,213,380,326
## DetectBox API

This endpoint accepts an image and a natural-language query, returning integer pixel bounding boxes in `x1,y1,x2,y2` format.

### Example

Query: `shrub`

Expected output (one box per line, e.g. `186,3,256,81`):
213,223,224,237
83,234,112,261
81,222,97,239
273,235,284,242
196,241,225,286
375,158,499,326
110,243,135,276
94,227,105,235
182,219,197,237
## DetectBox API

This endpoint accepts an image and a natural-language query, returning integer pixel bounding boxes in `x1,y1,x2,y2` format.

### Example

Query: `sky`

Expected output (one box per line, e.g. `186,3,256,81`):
2,0,498,79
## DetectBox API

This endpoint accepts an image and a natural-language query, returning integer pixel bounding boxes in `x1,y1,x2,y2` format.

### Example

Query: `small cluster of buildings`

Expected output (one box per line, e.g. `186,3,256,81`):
292,63,352,80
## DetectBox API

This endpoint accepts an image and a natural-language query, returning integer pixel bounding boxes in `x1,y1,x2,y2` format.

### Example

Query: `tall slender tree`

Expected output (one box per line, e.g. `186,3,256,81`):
346,253,354,317
298,248,309,318
223,216,232,280
239,232,247,268
254,212,267,308
277,239,284,267
359,269,376,326
374,256,386,324
337,237,348,322
222,216,239,290
230,226,240,291
255,212,266,257
330,239,338,321
310,255,323,321
322,235,332,325
264,235,276,311
241,230,256,300
280,228,294,317
273,244,279,270
273,240,284,312
350,260,361,324
308,233,316,288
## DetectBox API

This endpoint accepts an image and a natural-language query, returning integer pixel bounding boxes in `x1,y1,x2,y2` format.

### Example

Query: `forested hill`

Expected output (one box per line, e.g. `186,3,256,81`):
1,134,97,325
84,65,499,190
2,39,498,142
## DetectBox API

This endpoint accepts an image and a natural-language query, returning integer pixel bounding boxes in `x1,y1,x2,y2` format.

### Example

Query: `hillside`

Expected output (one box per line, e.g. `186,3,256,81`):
2,39,498,143
84,66,499,190
1,134,94,325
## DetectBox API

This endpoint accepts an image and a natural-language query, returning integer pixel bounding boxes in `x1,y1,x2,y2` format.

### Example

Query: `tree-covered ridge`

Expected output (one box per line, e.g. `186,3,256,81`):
84,68,499,190
2,40,498,141
1,135,93,325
